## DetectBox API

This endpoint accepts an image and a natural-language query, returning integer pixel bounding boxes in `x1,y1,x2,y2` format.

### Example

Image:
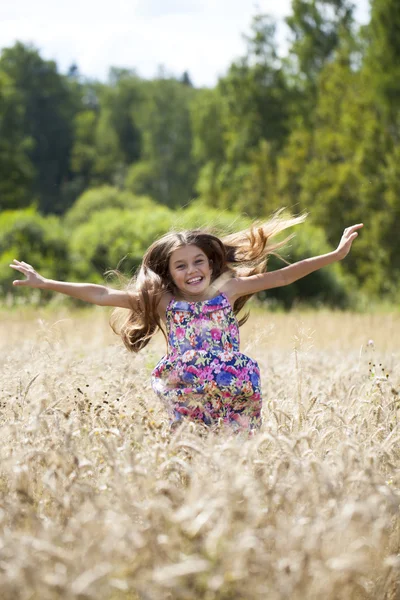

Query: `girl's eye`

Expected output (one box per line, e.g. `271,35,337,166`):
176,265,185,269
195,259,204,264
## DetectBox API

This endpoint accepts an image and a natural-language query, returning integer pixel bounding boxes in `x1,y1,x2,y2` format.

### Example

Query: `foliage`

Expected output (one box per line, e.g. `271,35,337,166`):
68,205,175,280
1,0,400,304
64,186,157,227
0,43,81,214
125,77,198,207
0,70,34,210
0,209,69,294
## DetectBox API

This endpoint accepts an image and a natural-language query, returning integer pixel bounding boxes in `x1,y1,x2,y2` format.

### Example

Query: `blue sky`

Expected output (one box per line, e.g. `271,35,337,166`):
0,0,371,87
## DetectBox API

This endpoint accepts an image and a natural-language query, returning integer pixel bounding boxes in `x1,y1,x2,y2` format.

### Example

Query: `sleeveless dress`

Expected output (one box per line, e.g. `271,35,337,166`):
151,293,262,432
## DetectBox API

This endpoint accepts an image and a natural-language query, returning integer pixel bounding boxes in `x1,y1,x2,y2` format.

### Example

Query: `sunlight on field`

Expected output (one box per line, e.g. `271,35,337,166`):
1,308,400,599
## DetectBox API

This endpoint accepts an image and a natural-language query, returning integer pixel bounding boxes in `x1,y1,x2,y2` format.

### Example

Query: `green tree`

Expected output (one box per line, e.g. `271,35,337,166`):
70,107,98,192
286,0,355,89
107,69,142,165
0,70,34,210
125,77,198,208
0,43,81,214
219,14,290,162
364,0,400,128
192,15,291,215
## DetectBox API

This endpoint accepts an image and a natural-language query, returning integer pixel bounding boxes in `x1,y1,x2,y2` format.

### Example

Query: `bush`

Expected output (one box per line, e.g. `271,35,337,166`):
0,203,353,309
69,205,175,281
0,208,69,297
65,185,157,228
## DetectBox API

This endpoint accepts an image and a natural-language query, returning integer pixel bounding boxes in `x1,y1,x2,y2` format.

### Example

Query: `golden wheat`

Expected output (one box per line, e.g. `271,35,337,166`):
0,307,399,600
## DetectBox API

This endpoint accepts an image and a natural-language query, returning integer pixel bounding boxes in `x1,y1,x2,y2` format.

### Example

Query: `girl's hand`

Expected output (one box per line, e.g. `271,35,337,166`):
336,224,363,260
9,260,47,288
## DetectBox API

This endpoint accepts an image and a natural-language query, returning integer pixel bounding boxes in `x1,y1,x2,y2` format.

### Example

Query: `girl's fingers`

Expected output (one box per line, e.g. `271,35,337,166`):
9,264,27,274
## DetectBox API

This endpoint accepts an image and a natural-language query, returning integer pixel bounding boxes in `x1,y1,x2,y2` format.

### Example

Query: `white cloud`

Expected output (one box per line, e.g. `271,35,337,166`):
135,0,201,18
0,0,371,87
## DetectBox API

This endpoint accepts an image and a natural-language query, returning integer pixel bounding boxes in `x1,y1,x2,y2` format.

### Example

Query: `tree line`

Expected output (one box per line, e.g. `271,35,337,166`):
1,0,399,306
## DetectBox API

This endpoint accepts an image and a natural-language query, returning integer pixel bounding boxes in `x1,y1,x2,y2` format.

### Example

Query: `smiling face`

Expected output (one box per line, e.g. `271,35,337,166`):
169,244,213,300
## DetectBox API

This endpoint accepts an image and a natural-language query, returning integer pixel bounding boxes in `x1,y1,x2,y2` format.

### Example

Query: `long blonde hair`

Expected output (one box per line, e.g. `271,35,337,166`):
111,212,305,352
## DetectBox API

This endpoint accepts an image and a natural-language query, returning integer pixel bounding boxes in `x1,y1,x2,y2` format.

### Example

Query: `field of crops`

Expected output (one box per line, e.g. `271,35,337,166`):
1,307,400,600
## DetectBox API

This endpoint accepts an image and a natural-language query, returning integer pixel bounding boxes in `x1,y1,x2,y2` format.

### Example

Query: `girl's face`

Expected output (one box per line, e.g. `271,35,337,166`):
169,244,213,299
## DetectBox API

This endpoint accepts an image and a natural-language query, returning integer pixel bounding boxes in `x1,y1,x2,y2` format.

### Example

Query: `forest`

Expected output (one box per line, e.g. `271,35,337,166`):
1,0,399,307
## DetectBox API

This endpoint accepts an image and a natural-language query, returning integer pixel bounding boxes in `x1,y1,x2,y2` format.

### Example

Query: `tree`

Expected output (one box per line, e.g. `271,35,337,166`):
285,0,355,120
192,14,291,214
125,78,198,207
363,0,400,135
0,43,81,214
0,70,35,210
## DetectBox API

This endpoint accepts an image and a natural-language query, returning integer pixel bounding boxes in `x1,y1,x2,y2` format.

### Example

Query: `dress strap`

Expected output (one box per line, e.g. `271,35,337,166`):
166,296,176,314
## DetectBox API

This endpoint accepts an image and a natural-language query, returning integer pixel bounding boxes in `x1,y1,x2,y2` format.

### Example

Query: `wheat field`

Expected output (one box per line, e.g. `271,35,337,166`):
1,307,400,600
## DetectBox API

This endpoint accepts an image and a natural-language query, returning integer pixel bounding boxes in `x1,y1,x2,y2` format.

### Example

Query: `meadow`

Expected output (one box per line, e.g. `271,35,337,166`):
1,307,400,600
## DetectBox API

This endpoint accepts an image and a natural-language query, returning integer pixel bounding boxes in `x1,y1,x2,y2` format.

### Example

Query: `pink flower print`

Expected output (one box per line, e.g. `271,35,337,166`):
229,324,238,337
210,328,222,341
211,360,222,374
199,370,208,383
176,405,190,416
237,370,250,383
210,311,224,324
173,312,185,324
219,351,234,362
187,365,201,376
175,327,186,341
202,366,214,381
167,371,181,385
182,350,196,363
225,365,239,376
232,413,250,429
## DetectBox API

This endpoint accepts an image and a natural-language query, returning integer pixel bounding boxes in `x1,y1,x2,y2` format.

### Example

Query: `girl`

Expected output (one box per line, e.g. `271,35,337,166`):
10,216,363,433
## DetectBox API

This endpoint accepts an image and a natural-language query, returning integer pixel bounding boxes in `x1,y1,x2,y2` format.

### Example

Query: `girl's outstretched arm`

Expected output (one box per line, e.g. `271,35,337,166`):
9,260,133,308
227,224,363,300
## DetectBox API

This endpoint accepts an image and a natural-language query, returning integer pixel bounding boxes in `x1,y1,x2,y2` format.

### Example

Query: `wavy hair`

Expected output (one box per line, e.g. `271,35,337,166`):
110,212,306,352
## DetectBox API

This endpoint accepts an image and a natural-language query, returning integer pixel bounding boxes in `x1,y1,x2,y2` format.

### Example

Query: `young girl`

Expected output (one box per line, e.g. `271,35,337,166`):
10,216,363,433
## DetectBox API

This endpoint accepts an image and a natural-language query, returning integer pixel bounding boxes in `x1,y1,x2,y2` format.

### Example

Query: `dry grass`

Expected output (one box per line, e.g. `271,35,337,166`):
1,307,400,599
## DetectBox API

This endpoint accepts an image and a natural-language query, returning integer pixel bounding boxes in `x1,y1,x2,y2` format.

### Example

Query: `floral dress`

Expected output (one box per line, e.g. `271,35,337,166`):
151,293,262,432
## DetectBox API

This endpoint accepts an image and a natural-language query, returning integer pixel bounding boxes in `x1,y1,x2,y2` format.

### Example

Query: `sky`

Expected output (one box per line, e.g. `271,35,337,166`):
0,0,371,87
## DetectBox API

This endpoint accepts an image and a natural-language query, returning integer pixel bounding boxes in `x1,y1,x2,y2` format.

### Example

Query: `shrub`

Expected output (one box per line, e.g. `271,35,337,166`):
0,208,69,297
65,185,157,228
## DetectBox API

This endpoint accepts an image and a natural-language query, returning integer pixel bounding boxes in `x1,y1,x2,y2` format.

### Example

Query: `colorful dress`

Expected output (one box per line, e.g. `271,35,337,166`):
151,293,262,432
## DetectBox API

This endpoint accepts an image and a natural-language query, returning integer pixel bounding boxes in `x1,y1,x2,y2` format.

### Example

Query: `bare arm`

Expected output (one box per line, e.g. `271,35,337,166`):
226,224,363,301
9,260,133,308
